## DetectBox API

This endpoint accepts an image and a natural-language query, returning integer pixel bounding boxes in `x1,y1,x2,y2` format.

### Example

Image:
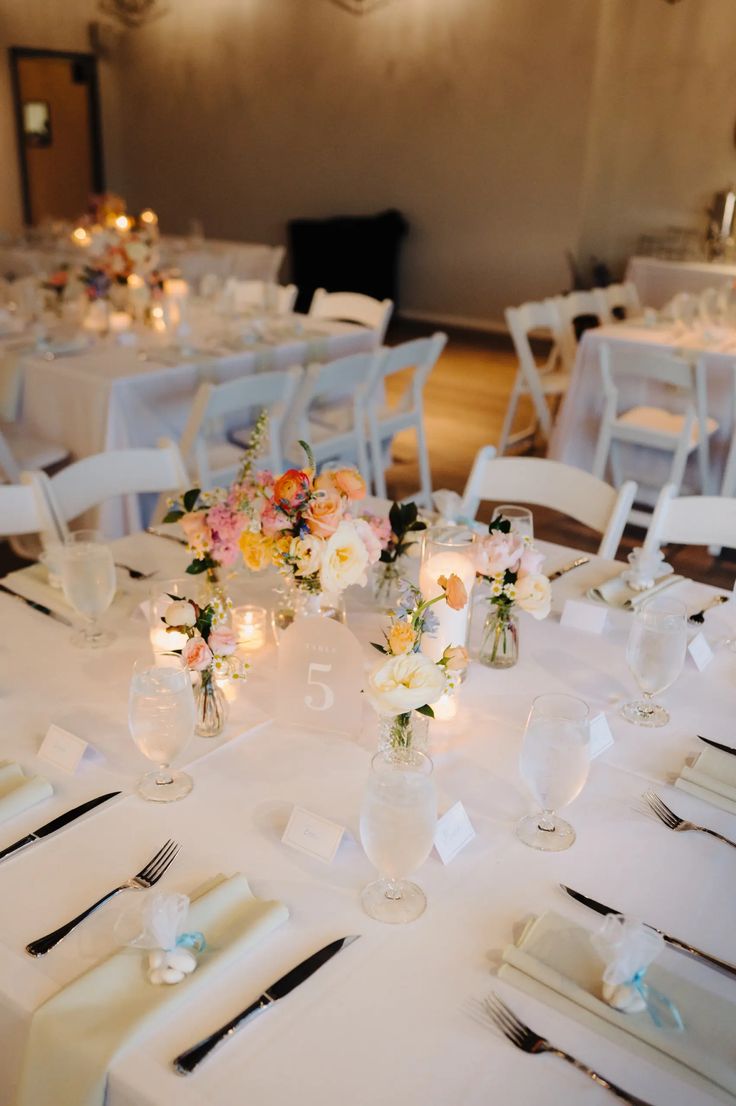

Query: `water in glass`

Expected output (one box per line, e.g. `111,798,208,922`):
622,596,687,727
129,656,195,802
62,530,116,648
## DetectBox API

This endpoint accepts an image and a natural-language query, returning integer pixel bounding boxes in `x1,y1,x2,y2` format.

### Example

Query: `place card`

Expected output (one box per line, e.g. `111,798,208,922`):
588,712,614,758
276,617,364,736
37,724,93,774
281,806,345,864
560,598,607,635
687,632,714,672
434,801,476,864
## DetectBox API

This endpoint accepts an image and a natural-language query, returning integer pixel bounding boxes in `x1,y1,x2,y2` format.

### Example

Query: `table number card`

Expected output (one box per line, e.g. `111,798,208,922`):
434,801,476,865
560,599,607,635
37,724,94,774
687,632,714,672
282,806,345,863
276,617,364,736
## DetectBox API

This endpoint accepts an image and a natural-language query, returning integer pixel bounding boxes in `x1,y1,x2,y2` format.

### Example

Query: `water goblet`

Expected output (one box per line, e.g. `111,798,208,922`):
359,750,436,924
129,654,195,802
517,693,590,852
491,505,533,540
61,529,116,648
621,596,687,727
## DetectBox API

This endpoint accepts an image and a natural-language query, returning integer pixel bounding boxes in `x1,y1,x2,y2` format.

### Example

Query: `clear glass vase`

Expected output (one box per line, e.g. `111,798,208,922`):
378,711,430,755
372,562,403,612
195,669,227,737
271,578,346,637
479,605,519,669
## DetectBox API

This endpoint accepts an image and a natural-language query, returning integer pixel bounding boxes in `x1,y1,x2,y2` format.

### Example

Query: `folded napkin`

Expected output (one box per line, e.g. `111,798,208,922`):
0,762,52,825
676,746,736,815
587,571,684,610
498,911,736,1103
17,874,289,1106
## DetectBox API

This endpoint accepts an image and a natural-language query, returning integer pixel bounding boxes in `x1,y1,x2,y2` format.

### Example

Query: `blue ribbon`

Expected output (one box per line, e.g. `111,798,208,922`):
631,969,684,1031
176,931,206,954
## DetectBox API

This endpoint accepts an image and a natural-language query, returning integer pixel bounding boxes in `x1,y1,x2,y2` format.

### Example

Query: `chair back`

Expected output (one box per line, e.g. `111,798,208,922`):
599,341,695,397
0,426,21,482
368,333,446,417
0,482,46,538
180,368,302,485
308,289,393,342
460,446,636,559
224,279,298,315
505,301,567,433
644,483,736,551
594,281,642,321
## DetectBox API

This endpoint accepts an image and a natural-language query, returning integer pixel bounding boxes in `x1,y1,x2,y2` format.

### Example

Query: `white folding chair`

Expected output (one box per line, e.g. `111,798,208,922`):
0,482,48,539
282,352,373,480
460,446,636,560
553,289,608,369
593,281,642,322
365,333,446,509
181,368,302,488
28,440,190,537
0,356,68,482
644,483,736,554
308,289,393,344
224,279,298,315
500,300,570,454
592,342,717,523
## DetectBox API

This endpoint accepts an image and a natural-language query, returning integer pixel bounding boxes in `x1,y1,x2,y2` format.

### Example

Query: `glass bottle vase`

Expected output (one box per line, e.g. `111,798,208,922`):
478,605,519,669
271,578,346,637
372,561,403,612
195,669,227,737
378,711,430,755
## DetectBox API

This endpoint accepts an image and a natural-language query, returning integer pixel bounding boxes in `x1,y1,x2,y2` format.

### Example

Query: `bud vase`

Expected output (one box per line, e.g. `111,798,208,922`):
478,605,519,669
372,562,402,612
195,669,227,737
378,711,430,755
272,580,346,637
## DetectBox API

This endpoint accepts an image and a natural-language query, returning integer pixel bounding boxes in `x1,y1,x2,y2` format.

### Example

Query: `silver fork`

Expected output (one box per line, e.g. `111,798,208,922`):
644,791,736,850
26,839,180,957
115,562,157,581
481,993,655,1106
688,594,728,625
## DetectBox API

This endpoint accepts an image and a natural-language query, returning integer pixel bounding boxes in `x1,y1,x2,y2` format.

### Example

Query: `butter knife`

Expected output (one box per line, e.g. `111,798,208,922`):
173,935,359,1074
548,557,589,581
698,734,736,757
561,885,736,980
0,582,72,626
0,792,120,863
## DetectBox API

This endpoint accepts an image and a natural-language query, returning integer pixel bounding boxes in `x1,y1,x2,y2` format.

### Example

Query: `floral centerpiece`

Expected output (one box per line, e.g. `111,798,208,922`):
367,575,469,752
475,516,551,669
42,263,71,313
160,593,247,737
368,501,426,609
71,193,161,313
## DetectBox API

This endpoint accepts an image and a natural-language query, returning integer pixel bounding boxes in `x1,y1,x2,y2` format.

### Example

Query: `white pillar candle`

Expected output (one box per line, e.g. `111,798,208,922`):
419,528,476,663
149,625,188,655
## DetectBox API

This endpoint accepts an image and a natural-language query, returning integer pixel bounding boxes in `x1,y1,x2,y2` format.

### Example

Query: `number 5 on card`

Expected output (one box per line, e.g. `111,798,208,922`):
276,617,364,736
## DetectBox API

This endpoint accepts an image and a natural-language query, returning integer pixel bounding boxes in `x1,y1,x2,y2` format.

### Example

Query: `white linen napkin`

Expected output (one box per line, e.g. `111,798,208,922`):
0,762,52,825
498,911,736,1103
587,572,684,610
16,873,289,1106
676,746,736,815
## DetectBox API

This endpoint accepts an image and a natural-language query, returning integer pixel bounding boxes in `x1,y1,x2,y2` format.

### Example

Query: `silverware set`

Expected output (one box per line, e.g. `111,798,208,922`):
548,556,589,581
644,790,736,850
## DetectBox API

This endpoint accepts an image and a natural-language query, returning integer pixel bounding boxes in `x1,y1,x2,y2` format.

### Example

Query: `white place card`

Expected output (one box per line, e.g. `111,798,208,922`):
560,598,607,635
687,632,714,672
588,712,614,758
37,724,92,774
281,806,345,864
434,801,476,865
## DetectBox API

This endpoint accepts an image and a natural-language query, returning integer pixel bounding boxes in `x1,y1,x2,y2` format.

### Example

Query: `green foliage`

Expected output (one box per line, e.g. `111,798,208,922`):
161,509,184,524
488,516,511,534
298,439,316,472
381,501,427,563
185,556,217,575
183,488,201,513
416,703,435,718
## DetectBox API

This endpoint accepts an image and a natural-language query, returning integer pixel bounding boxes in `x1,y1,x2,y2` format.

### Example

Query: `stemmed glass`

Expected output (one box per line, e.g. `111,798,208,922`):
491,505,534,540
621,596,687,727
359,750,437,924
129,654,195,802
517,693,590,851
61,529,116,648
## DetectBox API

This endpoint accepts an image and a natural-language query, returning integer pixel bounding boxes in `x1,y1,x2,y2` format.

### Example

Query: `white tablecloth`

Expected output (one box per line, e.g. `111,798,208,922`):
0,532,734,1106
625,256,736,310
548,323,736,497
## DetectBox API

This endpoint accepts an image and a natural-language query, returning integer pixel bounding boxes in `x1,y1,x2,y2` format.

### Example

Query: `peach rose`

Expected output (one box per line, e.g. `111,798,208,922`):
443,644,469,671
239,531,273,572
304,489,344,539
182,637,213,671
180,510,212,553
314,471,338,494
438,573,468,611
273,469,311,509
208,627,237,656
332,468,366,500
388,621,416,655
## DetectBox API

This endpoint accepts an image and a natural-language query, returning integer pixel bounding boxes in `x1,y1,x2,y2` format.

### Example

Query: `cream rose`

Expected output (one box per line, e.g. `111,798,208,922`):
163,600,197,628
320,521,370,594
515,573,551,620
290,534,323,577
182,637,213,671
367,652,446,715
518,543,544,577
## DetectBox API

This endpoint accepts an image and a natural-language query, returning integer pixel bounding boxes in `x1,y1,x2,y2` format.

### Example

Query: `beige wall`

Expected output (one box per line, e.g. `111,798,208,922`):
3,0,736,324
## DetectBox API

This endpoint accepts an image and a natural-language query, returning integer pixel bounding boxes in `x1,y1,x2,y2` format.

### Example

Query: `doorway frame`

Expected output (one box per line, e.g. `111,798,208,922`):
9,46,105,226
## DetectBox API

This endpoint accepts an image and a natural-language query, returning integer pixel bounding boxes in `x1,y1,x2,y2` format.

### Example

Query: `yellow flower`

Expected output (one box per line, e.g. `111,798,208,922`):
388,621,416,655
239,531,272,572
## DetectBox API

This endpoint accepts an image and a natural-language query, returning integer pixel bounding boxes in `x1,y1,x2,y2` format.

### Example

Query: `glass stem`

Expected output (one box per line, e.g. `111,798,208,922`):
537,809,556,833
383,877,403,900
155,764,174,786
85,616,100,642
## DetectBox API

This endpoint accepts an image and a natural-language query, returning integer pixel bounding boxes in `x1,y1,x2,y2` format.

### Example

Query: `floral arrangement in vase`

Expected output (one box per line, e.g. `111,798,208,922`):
368,501,426,609
475,516,551,669
367,575,469,752
42,264,71,309
160,593,247,737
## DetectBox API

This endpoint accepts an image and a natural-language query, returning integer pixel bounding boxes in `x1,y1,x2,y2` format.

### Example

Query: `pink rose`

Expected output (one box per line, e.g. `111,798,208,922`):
475,531,523,577
304,489,344,539
363,513,392,549
518,543,544,577
352,517,382,565
260,501,291,537
182,637,213,671
180,510,212,552
208,627,238,656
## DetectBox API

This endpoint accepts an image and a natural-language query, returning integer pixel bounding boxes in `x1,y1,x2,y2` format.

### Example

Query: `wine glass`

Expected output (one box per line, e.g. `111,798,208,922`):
61,529,116,648
517,693,590,852
491,505,533,540
129,654,195,802
621,596,687,727
359,750,436,924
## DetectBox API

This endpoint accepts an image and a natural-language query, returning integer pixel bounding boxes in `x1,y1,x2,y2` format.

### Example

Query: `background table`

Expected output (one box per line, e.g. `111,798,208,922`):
626,256,736,310
0,532,734,1106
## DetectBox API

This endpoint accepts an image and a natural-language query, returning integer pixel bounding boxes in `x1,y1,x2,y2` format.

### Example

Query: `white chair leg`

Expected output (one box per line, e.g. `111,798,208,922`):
721,430,736,498
668,427,691,494
498,376,522,456
696,431,711,494
415,416,432,509
370,417,388,499
592,421,612,481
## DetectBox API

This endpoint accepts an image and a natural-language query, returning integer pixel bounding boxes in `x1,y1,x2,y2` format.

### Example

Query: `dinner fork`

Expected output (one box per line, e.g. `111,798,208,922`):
644,791,736,850
481,993,655,1106
26,839,180,957
115,561,157,581
687,594,729,625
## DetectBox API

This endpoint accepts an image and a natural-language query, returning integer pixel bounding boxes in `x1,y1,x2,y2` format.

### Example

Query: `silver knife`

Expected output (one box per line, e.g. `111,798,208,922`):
173,935,360,1074
548,557,589,581
0,791,121,863
146,526,187,547
561,885,736,980
0,582,73,627
698,734,736,757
